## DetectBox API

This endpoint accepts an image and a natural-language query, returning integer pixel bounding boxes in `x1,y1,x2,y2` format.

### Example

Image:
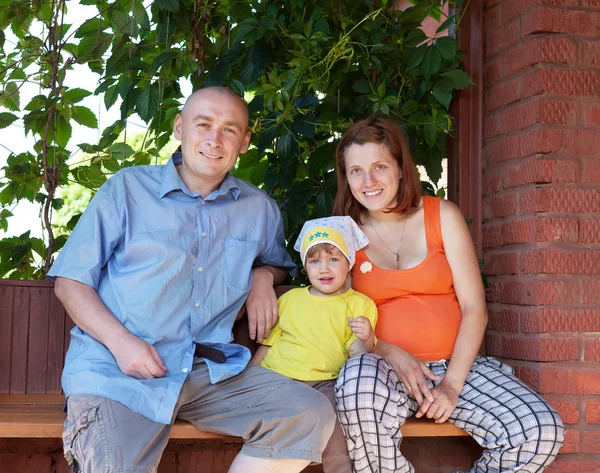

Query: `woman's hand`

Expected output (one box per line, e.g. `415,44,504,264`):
378,341,439,405
415,378,461,423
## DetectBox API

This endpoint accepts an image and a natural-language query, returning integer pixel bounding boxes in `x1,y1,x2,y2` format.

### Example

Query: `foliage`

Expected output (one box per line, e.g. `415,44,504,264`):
0,0,472,279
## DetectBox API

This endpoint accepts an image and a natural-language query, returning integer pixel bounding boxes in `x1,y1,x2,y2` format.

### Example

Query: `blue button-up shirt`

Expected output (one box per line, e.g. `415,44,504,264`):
48,153,296,424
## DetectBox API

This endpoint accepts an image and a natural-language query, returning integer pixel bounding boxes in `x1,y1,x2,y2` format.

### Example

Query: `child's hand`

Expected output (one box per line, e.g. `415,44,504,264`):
348,316,374,341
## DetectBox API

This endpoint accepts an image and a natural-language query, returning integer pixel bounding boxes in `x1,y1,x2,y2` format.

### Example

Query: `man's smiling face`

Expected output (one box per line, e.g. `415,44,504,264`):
173,88,251,194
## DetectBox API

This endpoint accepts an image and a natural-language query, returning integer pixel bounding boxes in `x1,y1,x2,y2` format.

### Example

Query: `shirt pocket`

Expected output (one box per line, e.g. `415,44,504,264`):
222,237,259,291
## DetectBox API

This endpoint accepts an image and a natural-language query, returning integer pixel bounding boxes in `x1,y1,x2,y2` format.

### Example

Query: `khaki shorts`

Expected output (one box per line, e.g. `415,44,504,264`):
62,360,335,473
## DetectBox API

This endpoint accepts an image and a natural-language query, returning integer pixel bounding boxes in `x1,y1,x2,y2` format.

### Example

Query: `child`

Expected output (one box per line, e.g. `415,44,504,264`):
251,216,377,473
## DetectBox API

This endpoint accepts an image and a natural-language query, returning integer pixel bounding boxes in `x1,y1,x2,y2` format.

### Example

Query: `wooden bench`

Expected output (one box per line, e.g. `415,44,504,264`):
0,279,467,441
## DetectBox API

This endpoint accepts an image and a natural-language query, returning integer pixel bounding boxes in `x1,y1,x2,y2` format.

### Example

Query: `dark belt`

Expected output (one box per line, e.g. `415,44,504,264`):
194,343,227,363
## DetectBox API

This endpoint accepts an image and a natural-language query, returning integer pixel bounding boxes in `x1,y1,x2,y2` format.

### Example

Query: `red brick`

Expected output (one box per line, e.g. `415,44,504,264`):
584,338,600,362
483,217,578,246
501,279,579,305
573,129,600,157
548,400,580,424
504,158,578,188
580,41,600,68
521,308,600,333
483,168,503,196
486,130,563,165
520,188,600,214
486,19,521,58
485,38,576,86
524,69,600,97
581,280,600,304
522,7,598,37
561,429,581,454
487,305,520,332
520,249,600,275
500,218,536,245
586,399,600,424
582,158,600,183
485,80,523,112
487,335,579,361
484,101,577,139
485,276,501,303
582,431,600,453
536,217,579,243
0,454,51,473
546,460,600,473
482,222,502,247
585,104,600,125
514,365,541,390
582,0,600,7
580,218,600,243
484,6,502,32
540,369,600,395
483,193,519,219
483,250,519,275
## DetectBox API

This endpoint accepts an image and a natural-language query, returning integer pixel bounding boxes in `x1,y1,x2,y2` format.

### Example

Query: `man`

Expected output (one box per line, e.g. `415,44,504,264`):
50,87,335,473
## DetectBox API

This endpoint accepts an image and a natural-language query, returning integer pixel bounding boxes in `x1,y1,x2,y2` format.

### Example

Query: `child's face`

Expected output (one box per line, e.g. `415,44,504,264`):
305,247,350,296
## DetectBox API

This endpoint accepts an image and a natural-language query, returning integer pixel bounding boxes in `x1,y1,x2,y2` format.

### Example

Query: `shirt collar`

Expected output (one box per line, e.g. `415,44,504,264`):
159,152,240,200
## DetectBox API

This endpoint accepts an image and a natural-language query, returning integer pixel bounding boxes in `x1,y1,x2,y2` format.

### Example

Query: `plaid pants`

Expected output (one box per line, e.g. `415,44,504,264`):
335,354,564,473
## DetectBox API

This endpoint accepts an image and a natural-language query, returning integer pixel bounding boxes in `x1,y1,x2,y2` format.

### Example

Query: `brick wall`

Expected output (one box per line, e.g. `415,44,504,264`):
483,0,600,470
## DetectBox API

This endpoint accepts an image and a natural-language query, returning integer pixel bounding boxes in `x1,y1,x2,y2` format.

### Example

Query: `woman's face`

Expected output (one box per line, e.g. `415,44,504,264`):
344,142,401,213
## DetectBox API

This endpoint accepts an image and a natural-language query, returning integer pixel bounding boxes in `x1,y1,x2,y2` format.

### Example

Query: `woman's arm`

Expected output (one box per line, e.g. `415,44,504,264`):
374,340,439,404
417,199,488,423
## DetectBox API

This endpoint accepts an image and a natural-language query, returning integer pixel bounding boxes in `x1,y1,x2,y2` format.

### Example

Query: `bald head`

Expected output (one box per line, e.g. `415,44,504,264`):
181,87,249,130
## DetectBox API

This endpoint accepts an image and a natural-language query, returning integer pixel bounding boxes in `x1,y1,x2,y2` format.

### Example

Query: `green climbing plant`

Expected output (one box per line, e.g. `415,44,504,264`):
0,0,472,279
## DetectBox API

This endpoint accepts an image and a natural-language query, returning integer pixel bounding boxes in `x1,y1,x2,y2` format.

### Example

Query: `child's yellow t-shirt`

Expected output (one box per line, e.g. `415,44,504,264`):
260,287,378,381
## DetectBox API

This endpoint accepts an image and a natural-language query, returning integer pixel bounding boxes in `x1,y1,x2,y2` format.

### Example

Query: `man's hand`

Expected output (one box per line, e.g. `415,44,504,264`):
109,332,168,379
246,267,278,342
415,378,460,423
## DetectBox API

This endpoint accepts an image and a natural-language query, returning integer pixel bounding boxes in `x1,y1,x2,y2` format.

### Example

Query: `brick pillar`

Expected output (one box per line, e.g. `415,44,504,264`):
483,0,600,470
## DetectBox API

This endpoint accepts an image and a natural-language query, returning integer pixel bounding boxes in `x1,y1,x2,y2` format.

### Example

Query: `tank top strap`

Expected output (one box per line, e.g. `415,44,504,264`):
423,196,444,250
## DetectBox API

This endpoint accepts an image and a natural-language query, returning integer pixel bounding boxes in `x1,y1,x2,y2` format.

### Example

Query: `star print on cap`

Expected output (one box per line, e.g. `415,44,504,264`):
294,216,369,269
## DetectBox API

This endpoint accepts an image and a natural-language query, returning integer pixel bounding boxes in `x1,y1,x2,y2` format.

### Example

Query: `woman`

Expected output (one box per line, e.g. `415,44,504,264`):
332,117,564,473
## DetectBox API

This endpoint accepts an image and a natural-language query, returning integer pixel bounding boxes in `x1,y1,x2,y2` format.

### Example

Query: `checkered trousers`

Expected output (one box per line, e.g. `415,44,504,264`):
334,353,564,473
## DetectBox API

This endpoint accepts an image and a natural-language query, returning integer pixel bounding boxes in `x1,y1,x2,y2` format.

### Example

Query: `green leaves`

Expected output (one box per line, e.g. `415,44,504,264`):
135,84,159,122
0,112,18,129
0,83,20,111
71,106,98,128
440,70,475,89
0,0,472,280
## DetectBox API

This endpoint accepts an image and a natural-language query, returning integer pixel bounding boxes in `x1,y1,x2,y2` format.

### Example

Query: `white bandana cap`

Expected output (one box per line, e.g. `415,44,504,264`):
294,216,369,269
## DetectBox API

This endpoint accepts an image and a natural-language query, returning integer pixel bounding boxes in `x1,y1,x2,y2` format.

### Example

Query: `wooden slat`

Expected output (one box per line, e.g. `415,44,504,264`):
0,279,54,287
0,286,14,393
47,292,66,393
27,287,50,393
10,286,29,394
0,395,467,439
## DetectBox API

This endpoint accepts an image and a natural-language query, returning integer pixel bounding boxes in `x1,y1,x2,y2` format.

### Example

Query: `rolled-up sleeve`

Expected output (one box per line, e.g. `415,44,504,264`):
254,199,297,277
47,183,123,289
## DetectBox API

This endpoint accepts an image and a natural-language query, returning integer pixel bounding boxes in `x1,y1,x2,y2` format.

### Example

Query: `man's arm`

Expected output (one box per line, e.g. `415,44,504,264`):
54,277,167,379
246,266,287,342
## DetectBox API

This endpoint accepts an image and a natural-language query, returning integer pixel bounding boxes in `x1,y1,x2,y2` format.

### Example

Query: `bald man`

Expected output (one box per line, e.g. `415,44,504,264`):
50,87,335,473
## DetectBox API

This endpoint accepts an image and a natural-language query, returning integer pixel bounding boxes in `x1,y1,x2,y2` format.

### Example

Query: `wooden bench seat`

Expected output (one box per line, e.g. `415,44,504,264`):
0,279,467,444
0,394,467,439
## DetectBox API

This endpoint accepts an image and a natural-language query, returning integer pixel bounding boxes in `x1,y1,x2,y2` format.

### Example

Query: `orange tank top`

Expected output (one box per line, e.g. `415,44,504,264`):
352,196,461,362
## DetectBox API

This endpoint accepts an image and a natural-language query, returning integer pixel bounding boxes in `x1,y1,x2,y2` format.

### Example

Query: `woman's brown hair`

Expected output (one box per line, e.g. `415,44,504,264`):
332,117,421,224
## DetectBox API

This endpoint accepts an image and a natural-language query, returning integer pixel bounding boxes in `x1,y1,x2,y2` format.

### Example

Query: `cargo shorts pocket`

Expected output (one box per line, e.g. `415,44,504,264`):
62,400,109,473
